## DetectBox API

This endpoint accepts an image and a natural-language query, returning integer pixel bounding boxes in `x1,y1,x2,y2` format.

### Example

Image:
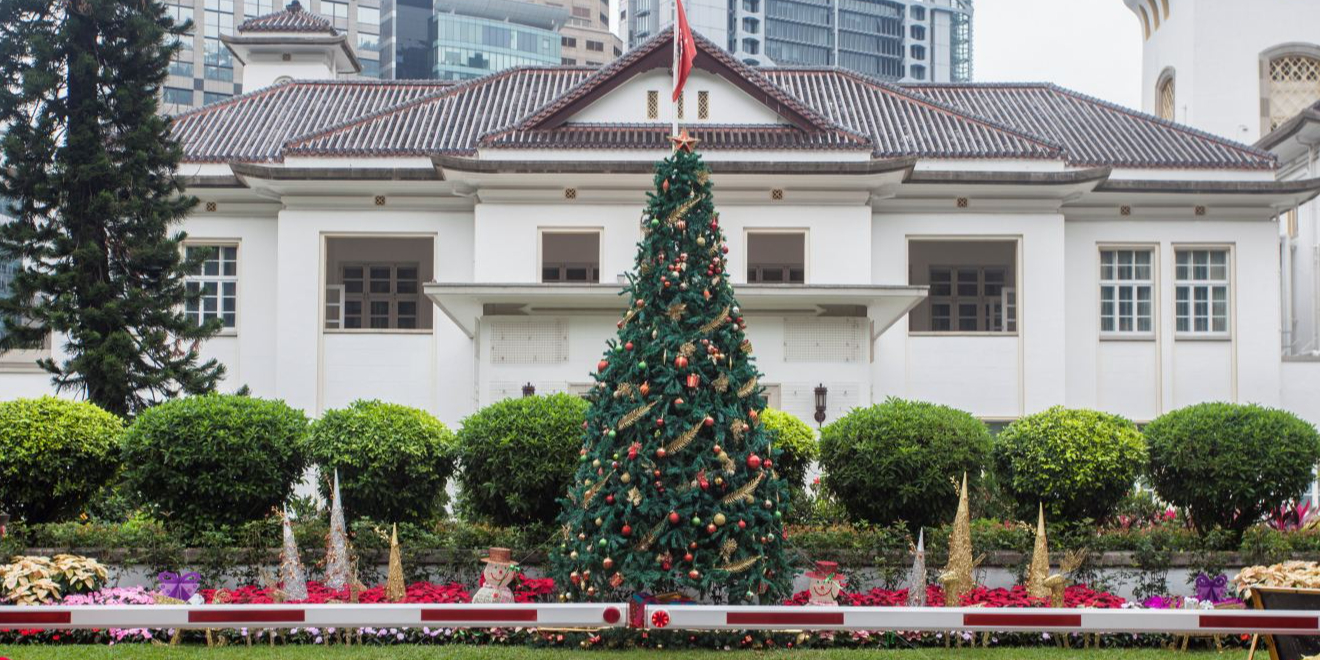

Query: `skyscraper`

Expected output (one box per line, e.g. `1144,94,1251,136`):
162,0,382,113
625,0,971,81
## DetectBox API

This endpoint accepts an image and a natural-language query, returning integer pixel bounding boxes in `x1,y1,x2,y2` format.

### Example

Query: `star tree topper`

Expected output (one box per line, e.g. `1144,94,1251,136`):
669,128,700,153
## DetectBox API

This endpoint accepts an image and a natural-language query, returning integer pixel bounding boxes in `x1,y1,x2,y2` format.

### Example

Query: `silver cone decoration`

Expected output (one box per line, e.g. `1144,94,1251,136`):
324,470,351,590
908,528,927,606
280,508,309,600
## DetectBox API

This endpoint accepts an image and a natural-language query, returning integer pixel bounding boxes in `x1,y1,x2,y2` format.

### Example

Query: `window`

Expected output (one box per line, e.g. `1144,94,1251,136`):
184,245,238,330
1099,249,1154,336
586,40,604,51
909,64,926,80
742,0,758,11
357,5,379,25
1268,54,1320,131
1156,73,1175,120
910,44,925,60
562,36,577,47
909,240,1018,333
746,232,805,283
572,6,591,17
322,0,349,26
646,90,659,119
541,231,600,283
325,237,433,331
741,38,758,55
562,57,578,64
203,91,231,105
910,5,925,20
164,87,194,105
742,17,759,33
676,91,684,119
910,24,925,40
1175,249,1230,336
697,90,709,119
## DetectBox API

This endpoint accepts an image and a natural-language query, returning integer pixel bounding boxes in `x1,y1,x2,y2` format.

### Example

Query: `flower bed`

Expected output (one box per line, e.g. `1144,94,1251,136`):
784,584,1126,609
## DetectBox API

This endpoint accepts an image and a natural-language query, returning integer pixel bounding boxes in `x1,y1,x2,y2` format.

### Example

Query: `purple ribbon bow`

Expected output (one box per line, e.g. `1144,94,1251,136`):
158,571,202,601
1195,573,1229,603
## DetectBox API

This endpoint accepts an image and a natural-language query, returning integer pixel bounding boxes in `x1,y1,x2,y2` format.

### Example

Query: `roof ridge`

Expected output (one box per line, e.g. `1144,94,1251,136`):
282,68,592,156
172,78,452,123
236,0,335,33
777,68,1067,158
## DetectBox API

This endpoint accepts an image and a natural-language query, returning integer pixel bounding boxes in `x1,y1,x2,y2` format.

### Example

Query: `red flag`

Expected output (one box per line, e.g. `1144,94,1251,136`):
672,0,696,101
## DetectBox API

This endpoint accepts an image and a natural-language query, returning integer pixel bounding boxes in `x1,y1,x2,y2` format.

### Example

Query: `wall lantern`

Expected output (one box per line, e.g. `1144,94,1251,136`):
813,384,828,427
522,382,536,397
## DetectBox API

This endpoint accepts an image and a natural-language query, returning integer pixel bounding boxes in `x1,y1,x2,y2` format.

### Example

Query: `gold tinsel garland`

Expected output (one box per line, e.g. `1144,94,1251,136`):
736,378,757,398
666,195,703,226
713,373,730,392
699,306,731,333
637,519,667,551
718,452,736,474
668,303,687,321
581,469,616,508
617,400,657,431
664,423,703,454
720,538,738,562
720,555,762,573
620,307,640,328
721,472,764,504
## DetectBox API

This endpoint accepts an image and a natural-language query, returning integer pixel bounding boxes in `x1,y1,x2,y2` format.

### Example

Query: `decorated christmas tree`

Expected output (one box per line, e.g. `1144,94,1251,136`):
552,135,792,604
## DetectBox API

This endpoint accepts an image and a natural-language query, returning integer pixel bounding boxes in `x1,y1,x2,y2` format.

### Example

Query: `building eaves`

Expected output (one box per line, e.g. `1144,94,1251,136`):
236,0,336,33
431,153,917,176
480,123,874,152
1256,100,1320,152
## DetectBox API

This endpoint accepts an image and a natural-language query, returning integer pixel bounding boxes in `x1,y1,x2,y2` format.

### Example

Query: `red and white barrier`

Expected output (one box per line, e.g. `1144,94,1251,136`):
645,605,1320,635
0,603,627,630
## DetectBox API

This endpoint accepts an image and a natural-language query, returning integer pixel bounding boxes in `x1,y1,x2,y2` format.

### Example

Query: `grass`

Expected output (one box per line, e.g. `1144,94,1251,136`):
0,647,1218,660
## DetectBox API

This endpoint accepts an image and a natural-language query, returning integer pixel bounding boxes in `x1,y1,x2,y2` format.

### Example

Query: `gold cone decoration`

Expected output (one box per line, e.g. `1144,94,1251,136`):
386,524,406,603
324,470,351,590
939,472,974,607
280,508,309,601
1026,503,1051,600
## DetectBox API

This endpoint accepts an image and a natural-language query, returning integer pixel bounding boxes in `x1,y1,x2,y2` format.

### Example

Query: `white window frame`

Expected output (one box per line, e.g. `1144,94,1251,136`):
906,236,1022,337
183,242,239,334
744,228,808,284
539,227,602,284
1173,246,1232,339
1099,246,1156,339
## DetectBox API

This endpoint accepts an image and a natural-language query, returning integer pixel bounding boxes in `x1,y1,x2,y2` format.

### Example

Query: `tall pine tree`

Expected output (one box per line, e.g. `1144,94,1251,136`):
552,138,792,604
0,0,222,416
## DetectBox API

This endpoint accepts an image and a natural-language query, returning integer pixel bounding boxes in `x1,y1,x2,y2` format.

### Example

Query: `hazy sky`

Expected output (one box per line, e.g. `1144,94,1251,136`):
975,0,1144,109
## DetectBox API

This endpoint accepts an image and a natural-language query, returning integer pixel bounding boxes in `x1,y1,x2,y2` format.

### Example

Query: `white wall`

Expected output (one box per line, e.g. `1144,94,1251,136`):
871,210,1066,419
1137,0,1320,142
1062,215,1282,420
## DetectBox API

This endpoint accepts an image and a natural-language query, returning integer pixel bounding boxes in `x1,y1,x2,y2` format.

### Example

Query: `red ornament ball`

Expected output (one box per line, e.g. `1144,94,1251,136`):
605,494,615,505
597,360,609,372
669,511,681,524
703,416,714,427
683,552,694,562
712,444,722,455
625,342,634,351
662,180,670,192
674,356,688,368
656,447,667,458
747,454,763,470
706,523,717,534
655,418,665,428
738,519,747,529
621,524,632,536
688,569,701,580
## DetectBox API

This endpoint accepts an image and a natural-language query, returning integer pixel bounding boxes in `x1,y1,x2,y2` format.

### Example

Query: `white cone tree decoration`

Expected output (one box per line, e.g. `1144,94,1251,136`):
324,471,351,590
908,528,927,606
280,509,309,600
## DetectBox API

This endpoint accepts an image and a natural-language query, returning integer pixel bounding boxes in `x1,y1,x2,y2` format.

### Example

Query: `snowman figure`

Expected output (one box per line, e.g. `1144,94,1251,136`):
472,547,518,604
804,560,846,607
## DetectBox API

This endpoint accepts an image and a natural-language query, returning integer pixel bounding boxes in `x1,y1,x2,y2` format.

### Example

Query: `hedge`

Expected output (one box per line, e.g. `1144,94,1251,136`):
1145,402,1320,533
761,408,817,493
456,393,588,526
818,398,992,531
305,400,458,523
992,406,1146,524
0,397,122,523
119,395,308,530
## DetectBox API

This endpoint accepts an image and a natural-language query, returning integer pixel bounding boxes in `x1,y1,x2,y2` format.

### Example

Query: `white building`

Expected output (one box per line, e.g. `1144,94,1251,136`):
3,7,1319,440
1122,0,1320,400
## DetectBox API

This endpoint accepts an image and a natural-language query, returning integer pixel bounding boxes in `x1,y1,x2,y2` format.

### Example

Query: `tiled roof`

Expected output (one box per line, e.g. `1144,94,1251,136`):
171,37,1277,170
483,123,873,151
237,0,336,33
762,69,1062,160
905,83,1277,170
171,79,452,162
283,68,595,157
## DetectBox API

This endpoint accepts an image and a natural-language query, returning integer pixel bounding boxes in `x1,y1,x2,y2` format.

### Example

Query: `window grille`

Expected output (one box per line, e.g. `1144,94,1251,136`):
1269,55,1320,131
1174,249,1230,337
646,90,659,119
1157,76,1175,121
1099,249,1154,335
697,90,709,119
184,245,238,329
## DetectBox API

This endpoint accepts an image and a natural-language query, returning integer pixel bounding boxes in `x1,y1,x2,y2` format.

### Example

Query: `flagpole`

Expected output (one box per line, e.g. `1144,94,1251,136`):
671,0,679,136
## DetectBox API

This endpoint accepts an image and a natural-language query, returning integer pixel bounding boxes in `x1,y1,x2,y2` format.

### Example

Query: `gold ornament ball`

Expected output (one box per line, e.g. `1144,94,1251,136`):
570,551,579,559
595,517,604,527
714,513,727,526
621,472,632,484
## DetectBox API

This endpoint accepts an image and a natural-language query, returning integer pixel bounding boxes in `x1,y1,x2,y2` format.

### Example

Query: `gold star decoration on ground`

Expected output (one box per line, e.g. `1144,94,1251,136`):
669,128,700,153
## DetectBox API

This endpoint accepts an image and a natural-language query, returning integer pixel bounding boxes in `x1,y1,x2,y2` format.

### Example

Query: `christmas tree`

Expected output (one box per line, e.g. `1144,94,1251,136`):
552,135,792,604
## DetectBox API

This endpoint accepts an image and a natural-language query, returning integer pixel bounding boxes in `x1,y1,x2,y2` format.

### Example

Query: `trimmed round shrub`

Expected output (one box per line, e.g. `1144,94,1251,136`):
1146,402,1320,532
992,406,1145,523
120,395,308,528
819,398,991,530
0,397,122,523
306,400,457,523
762,408,817,493
456,393,588,526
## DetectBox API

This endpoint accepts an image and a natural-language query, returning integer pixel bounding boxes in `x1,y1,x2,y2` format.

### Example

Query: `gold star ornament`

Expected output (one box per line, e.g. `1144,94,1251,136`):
669,128,700,153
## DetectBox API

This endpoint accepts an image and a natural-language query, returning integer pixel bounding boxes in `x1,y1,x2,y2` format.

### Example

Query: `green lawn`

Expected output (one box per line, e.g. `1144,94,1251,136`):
0,647,1218,660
